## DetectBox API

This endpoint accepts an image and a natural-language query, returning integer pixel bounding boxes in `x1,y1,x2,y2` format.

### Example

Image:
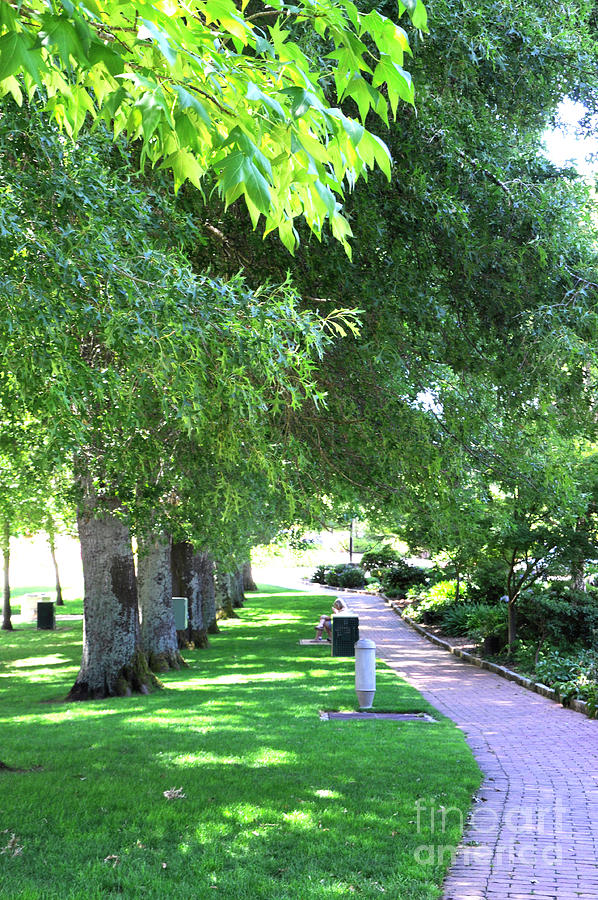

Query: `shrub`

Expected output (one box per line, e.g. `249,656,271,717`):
408,581,467,624
338,566,366,589
324,564,366,589
440,603,480,636
325,567,341,587
365,579,382,593
380,561,428,597
360,544,401,573
518,586,598,648
312,564,333,584
465,604,508,644
534,648,598,710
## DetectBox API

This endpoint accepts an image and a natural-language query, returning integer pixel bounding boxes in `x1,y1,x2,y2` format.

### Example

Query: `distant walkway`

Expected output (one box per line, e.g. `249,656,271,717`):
342,592,598,900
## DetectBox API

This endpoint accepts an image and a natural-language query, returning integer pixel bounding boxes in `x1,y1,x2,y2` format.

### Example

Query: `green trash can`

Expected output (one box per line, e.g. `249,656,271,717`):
37,601,55,630
173,596,188,631
331,615,359,657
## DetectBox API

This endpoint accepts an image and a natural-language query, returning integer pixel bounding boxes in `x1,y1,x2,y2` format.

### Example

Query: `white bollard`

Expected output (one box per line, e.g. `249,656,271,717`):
355,638,376,708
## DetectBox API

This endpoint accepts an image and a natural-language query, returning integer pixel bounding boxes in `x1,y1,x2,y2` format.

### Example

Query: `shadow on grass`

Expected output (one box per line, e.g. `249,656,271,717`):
0,585,481,900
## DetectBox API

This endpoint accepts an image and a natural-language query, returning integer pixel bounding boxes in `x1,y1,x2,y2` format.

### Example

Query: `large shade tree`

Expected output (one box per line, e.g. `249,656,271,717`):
0,105,350,697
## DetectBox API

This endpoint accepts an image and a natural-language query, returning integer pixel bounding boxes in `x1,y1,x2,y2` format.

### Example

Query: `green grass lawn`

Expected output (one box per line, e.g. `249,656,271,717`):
9,586,84,617
0,586,481,899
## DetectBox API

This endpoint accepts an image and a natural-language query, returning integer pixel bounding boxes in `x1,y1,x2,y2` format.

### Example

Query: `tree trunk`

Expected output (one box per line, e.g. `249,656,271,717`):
242,560,257,592
47,526,64,606
571,558,586,592
196,551,219,634
507,599,517,648
214,562,239,620
171,541,209,649
570,515,588,591
1,517,11,631
506,552,518,649
138,531,186,672
67,496,160,700
228,566,246,608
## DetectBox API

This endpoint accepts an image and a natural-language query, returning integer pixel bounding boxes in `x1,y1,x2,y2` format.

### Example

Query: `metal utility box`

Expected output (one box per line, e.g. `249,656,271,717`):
173,596,188,631
37,601,55,630
331,614,359,657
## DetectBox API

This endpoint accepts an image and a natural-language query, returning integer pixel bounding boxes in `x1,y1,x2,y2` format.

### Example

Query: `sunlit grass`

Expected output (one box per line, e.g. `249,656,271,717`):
0,586,481,899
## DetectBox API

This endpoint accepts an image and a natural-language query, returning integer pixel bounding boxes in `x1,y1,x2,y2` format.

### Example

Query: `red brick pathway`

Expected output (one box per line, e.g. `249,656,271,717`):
345,593,598,900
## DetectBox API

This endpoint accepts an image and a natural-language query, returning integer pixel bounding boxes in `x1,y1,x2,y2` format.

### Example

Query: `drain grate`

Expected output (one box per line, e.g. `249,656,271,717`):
320,711,437,722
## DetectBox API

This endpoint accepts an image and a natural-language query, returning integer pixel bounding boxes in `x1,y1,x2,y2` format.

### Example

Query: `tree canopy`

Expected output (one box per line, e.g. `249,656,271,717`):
0,0,427,251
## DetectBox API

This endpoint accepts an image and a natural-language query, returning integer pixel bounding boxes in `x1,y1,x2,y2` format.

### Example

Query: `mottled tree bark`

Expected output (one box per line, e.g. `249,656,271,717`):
214,562,235,619
1,517,11,631
196,550,218,634
228,566,246,608
67,496,160,700
171,541,208,648
214,562,244,619
242,560,257,592
138,531,186,672
47,524,64,606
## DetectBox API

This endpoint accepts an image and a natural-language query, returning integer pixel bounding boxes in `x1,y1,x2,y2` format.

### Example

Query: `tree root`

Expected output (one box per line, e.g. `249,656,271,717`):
189,628,209,649
216,604,239,620
147,649,188,673
66,649,162,700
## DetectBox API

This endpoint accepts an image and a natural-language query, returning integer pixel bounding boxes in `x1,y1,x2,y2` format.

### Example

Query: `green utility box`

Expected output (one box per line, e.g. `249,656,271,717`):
331,615,359,657
173,596,188,631
37,601,55,630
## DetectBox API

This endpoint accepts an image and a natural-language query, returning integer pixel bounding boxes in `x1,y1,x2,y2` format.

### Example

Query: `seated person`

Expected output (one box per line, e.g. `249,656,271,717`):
315,597,348,641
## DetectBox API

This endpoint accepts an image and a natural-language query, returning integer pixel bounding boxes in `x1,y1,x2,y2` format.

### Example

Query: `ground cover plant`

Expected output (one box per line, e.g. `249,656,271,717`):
0,587,480,899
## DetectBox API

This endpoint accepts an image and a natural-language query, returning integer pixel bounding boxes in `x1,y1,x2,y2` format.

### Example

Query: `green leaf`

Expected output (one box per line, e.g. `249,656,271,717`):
0,76,23,106
0,32,35,82
220,151,271,214
282,87,326,119
135,91,166,140
372,55,414,115
173,86,211,126
139,20,178,67
40,14,89,66
398,0,428,31
246,82,284,120
278,218,298,254
205,0,250,44
88,41,126,76
163,148,205,191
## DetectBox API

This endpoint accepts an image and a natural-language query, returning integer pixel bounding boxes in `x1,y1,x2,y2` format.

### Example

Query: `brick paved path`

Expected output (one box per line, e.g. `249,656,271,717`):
344,592,598,900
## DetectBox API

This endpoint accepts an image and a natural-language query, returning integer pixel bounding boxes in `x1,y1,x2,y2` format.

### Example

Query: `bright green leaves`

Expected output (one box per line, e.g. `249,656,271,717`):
398,0,428,31
0,31,42,83
164,149,204,192
0,0,426,251
220,152,271,216
373,56,415,116
39,13,90,67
